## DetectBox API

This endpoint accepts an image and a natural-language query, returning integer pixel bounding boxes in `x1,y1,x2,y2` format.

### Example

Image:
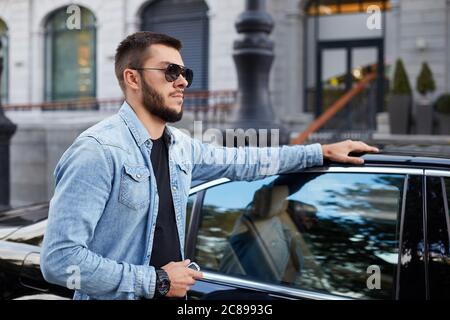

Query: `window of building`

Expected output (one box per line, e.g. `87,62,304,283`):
141,0,209,91
44,7,96,102
0,19,8,104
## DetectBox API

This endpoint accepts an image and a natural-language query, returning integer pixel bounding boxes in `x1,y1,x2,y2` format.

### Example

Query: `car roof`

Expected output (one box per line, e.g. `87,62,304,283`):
191,148,449,189
330,148,450,170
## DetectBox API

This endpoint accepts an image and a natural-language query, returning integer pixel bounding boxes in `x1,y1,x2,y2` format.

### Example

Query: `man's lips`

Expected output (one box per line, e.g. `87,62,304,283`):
170,92,184,98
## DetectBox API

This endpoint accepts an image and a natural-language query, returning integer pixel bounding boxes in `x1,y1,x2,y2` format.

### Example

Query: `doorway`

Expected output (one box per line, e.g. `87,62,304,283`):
316,38,384,132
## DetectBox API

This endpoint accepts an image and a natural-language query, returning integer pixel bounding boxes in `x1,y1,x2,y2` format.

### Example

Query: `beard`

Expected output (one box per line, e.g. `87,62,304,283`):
141,79,183,123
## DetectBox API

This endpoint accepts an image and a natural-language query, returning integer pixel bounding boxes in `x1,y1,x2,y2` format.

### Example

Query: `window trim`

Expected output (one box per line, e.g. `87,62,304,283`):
441,178,450,247
185,190,205,260
423,175,430,299
395,175,409,299
190,168,424,196
424,170,450,177
200,271,351,300
189,178,229,194
308,167,422,175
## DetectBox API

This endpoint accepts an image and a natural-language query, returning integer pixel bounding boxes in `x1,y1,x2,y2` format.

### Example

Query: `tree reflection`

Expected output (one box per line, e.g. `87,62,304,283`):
194,173,405,300
293,173,404,299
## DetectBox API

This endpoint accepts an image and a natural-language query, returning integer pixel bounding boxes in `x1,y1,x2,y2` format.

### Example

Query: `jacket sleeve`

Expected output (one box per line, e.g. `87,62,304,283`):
40,136,156,300
189,137,323,182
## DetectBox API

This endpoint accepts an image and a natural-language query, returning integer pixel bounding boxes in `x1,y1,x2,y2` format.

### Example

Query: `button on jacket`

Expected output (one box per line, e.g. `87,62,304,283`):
40,101,323,300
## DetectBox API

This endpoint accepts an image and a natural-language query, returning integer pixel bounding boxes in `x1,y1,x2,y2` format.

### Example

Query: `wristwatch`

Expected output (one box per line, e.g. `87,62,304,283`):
155,269,170,298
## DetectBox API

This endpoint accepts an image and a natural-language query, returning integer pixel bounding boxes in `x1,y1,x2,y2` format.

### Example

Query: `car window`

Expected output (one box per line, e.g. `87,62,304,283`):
194,172,405,299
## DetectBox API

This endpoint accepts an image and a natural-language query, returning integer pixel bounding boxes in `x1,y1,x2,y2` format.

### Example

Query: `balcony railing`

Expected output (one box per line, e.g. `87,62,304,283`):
291,71,377,144
2,90,238,124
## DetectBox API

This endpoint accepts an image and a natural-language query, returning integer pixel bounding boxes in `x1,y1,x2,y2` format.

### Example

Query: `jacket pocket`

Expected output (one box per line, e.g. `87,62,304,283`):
119,164,151,210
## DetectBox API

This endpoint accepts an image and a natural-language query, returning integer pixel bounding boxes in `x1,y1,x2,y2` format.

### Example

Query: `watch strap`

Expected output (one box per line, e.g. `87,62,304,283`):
155,269,170,298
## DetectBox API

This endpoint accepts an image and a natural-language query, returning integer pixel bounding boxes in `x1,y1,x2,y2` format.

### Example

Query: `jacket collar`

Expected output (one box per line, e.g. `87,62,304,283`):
118,101,176,147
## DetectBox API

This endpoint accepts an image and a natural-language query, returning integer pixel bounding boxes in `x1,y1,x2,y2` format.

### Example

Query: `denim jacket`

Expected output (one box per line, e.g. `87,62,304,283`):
40,101,323,300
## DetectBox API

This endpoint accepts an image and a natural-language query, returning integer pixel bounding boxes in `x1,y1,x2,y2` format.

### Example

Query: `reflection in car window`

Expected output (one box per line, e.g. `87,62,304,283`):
194,177,277,271
194,173,405,299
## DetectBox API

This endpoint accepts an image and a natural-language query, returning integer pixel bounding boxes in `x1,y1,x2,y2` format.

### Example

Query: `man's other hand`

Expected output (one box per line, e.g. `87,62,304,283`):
161,259,204,298
321,140,379,165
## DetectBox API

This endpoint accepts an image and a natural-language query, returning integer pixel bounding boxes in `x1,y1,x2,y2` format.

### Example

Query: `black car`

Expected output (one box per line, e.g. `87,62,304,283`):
1,151,449,300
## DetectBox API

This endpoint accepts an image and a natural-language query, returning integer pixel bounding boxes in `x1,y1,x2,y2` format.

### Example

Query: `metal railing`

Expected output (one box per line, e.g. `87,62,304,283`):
182,90,237,124
1,97,120,111
1,90,238,124
291,72,378,145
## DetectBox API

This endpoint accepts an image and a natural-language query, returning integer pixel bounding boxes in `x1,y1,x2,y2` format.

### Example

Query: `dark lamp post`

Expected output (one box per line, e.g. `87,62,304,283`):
229,0,289,146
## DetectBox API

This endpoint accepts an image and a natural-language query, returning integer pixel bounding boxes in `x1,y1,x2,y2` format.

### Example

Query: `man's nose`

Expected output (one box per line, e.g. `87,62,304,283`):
174,74,188,89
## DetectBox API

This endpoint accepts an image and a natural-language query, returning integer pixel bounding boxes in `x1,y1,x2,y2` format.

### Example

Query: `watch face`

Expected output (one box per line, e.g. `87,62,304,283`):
158,278,170,295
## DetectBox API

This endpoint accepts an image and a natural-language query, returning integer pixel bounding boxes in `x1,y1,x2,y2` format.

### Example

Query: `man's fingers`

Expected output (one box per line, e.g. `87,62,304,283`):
350,141,379,153
188,269,204,279
359,142,379,153
325,140,377,164
182,259,191,266
346,156,364,165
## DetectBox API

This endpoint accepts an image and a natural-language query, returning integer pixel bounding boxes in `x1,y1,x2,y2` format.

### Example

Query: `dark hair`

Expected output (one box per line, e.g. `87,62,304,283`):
114,31,182,92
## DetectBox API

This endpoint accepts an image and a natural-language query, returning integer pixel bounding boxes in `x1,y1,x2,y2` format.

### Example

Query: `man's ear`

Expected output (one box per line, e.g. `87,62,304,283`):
123,69,140,91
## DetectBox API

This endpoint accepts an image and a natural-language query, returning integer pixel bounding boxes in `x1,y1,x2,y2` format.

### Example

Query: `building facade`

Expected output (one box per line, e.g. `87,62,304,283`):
1,0,450,207
0,0,449,122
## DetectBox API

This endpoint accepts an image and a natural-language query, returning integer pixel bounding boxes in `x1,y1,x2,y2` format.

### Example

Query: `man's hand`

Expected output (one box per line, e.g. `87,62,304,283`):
321,140,379,165
161,259,203,298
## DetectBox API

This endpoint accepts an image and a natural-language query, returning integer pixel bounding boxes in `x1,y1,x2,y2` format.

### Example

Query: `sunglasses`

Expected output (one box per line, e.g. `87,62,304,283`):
134,63,194,88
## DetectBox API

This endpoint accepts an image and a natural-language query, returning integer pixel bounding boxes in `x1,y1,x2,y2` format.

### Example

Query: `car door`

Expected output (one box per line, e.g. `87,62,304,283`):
186,167,425,300
1,219,73,299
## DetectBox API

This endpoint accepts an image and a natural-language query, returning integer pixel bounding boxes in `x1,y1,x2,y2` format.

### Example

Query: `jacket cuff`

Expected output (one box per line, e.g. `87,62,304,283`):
137,266,156,299
307,143,323,167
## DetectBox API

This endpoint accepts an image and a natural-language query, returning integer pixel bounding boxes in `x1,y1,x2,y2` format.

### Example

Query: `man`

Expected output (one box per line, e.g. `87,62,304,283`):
41,31,379,300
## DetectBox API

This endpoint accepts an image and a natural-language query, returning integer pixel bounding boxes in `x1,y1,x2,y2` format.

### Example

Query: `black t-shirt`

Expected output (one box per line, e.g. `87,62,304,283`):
149,135,181,269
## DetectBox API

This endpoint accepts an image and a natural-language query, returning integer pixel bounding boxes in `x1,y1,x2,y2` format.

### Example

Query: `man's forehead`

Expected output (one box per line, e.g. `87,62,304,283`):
159,60,185,67
146,44,184,66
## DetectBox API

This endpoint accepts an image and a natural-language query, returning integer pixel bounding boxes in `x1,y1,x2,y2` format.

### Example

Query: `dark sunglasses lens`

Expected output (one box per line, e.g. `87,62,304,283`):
185,69,193,88
165,64,193,87
165,64,181,82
